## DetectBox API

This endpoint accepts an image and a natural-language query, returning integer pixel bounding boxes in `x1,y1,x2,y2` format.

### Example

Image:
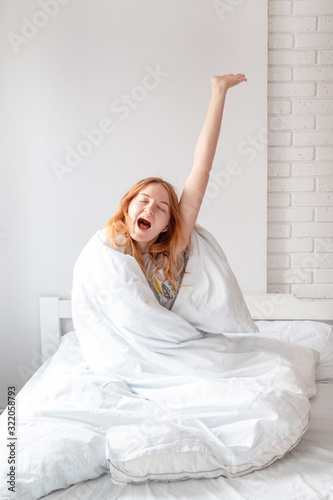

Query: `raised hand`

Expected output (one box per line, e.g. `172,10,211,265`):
178,71,247,245
210,73,247,92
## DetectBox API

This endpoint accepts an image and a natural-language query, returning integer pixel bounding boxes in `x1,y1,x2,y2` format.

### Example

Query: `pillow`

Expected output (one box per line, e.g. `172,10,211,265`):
0,333,107,500
255,320,333,381
0,422,107,500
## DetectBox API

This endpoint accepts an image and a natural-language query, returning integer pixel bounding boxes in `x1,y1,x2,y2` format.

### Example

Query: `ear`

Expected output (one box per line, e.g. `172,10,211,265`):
161,226,168,233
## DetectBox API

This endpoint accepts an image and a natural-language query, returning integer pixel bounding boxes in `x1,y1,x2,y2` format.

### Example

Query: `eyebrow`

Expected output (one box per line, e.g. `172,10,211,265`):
139,193,170,207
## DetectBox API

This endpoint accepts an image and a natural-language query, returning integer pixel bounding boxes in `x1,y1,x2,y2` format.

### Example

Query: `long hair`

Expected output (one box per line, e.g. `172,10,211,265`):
104,177,188,287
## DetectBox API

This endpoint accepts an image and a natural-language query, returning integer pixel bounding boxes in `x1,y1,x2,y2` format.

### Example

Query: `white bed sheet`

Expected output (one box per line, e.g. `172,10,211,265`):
13,325,333,500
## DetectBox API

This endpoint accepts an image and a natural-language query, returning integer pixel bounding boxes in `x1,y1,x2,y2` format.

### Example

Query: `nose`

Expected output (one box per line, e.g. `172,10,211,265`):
144,201,155,215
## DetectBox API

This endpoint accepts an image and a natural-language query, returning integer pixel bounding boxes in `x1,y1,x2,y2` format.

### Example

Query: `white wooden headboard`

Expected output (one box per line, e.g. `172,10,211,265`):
39,294,333,361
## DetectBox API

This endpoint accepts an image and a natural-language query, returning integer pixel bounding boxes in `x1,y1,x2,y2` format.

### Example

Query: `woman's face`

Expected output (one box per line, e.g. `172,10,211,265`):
128,183,171,253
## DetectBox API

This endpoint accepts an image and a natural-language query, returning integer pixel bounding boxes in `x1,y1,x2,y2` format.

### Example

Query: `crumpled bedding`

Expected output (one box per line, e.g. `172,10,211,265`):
71,224,318,483
0,225,319,500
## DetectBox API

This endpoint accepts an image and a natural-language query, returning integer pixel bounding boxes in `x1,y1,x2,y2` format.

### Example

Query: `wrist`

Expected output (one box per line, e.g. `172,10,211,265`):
210,78,228,97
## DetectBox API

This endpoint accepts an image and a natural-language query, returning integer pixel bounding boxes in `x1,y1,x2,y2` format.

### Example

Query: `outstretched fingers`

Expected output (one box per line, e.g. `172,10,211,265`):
235,73,247,81
211,73,247,92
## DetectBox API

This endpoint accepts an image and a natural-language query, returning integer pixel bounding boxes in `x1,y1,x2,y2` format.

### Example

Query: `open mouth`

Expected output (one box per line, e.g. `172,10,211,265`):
137,217,152,231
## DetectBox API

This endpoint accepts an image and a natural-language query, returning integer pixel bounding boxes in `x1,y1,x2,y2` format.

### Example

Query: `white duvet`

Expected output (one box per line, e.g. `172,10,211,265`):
0,225,319,499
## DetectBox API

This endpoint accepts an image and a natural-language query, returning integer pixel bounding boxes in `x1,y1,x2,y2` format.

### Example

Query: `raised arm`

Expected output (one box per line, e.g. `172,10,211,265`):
179,73,247,244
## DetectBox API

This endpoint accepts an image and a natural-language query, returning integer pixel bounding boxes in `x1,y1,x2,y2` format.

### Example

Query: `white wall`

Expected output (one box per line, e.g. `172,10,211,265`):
0,0,267,408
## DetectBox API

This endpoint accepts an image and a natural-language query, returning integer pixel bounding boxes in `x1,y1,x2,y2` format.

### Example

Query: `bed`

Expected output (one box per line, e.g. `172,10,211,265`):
1,292,333,500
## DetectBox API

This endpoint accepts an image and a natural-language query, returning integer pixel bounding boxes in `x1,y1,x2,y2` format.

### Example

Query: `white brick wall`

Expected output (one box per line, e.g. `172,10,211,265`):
268,0,333,298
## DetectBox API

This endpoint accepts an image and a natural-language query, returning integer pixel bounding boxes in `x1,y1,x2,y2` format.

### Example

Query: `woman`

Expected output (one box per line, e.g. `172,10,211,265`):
104,73,247,309
69,73,314,486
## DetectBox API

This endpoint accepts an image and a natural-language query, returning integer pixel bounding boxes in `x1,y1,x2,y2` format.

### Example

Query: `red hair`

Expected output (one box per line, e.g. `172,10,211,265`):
104,177,188,287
